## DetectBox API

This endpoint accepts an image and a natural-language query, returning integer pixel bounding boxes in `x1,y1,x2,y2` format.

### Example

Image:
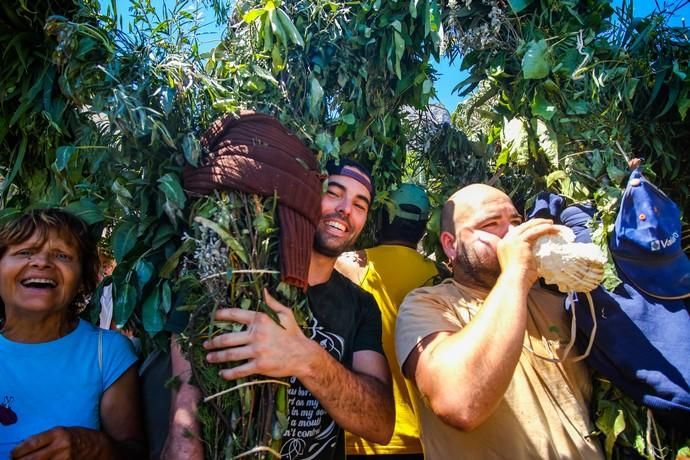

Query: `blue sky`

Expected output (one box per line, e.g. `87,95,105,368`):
112,0,688,110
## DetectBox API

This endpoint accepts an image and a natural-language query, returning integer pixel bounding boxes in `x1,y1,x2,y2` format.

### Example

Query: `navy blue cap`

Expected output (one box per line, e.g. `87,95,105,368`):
610,168,690,299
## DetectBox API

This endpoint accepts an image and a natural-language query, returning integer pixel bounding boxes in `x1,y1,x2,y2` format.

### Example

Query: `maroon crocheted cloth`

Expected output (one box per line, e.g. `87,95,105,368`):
183,112,323,289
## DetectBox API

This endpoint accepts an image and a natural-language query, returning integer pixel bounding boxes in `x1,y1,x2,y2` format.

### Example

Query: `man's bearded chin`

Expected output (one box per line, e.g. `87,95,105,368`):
452,243,501,289
313,232,353,258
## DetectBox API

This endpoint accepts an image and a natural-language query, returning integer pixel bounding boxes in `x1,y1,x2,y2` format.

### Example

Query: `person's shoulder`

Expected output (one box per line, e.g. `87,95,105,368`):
400,279,463,314
331,269,377,305
332,269,369,294
74,320,130,347
407,278,456,298
88,323,137,354
73,318,102,339
335,249,367,284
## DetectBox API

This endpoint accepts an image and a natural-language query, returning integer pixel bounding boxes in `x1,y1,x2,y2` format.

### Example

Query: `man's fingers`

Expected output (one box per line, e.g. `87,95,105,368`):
524,224,560,243
525,218,553,225
213,307,256,324
510,219,558,242
263,288,289,313
206,345,254,364
203,330,251,350
218,361,257,381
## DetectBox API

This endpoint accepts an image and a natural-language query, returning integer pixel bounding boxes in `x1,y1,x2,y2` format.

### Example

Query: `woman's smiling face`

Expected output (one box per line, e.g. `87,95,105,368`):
0,229,83,318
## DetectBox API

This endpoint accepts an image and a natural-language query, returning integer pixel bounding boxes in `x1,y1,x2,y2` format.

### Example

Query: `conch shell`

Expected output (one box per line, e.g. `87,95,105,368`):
533,225,606,293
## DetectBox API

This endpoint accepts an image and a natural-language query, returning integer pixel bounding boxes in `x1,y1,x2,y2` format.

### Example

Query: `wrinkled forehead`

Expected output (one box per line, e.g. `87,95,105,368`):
14,225,80,249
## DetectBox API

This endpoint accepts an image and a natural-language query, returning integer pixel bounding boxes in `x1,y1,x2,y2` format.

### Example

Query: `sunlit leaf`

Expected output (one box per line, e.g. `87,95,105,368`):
531,92,556,121
422,79,432,95
534,118,559,166
111,179,133,200
160,281,172,314
112,220,138,262
546,170,567,188
267,9,286,46
522,39,550,79
501,117,529,165
242,7,266,23
54,146,76,171
158,173,186,209
393,31,405,79
64,199,104,225
507,0,534,13
113,281,137,328
142,287,163,334
308,77,324,117
276,8,304,47
135,259,155,289
182,132,200,167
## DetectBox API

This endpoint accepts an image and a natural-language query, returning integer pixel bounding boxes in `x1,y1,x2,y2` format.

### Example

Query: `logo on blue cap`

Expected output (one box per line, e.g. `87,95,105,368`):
610,168,690,299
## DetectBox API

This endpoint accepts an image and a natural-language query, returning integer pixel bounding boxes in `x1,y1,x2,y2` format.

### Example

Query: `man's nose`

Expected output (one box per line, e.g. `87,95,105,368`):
336,199,351,216
501,222,518,238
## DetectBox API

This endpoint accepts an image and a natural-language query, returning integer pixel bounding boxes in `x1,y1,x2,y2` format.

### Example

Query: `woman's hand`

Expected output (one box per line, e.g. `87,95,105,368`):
11,426,108,460
12,365,148,460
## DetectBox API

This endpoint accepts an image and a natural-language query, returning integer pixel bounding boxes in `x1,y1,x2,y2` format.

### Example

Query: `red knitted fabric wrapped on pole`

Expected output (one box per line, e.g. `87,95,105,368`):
183,112,323,289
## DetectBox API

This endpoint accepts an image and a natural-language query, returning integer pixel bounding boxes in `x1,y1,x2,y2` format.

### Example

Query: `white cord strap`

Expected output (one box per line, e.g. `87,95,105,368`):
524,291,598,363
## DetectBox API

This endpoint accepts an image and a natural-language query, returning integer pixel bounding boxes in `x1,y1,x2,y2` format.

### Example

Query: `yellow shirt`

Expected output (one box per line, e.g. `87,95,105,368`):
395,279,604,460
345,245,438,455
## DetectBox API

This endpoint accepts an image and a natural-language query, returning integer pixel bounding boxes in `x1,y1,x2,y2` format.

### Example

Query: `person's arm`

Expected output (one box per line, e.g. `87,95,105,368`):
161,336,204,460
204,289,395,444
402,219,556,431
11,366,146,460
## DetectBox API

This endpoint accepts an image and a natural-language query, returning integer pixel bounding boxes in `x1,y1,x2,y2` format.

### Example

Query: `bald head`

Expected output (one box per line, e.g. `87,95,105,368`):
441,184,513,235
440,184,520,288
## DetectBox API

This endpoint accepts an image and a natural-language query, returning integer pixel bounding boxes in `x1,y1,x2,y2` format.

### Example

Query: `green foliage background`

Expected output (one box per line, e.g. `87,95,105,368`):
1,0,689,457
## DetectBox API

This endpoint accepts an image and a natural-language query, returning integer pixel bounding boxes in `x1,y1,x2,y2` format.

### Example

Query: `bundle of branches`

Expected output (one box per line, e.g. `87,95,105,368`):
179,192,309,459
176,112,323,459
592,376,690,460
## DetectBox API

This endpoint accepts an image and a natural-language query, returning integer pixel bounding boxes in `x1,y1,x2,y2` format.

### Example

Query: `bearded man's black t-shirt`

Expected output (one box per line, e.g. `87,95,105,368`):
279,270,383,460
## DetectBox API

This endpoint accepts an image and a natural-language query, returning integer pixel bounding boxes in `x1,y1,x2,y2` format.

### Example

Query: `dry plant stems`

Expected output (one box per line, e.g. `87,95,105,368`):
179,191,310,460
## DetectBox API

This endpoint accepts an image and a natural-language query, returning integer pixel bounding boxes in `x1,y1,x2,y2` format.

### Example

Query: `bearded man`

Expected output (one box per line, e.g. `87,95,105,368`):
166,155,394,460
395,184,604,460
